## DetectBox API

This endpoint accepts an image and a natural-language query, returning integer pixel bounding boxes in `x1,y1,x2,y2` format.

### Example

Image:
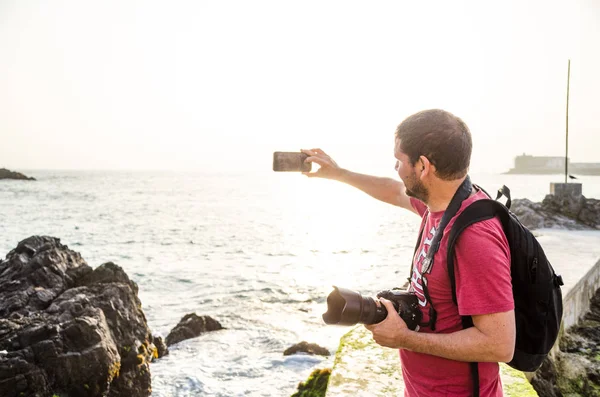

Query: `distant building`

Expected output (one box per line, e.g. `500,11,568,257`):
506,154,600,175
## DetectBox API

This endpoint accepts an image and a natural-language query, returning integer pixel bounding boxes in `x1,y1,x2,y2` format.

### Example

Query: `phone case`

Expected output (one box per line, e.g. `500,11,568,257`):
273,152,311,172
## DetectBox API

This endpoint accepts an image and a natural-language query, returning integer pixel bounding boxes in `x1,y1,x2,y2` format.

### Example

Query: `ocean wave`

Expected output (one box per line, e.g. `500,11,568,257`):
265,252,296,257
268,354,324,369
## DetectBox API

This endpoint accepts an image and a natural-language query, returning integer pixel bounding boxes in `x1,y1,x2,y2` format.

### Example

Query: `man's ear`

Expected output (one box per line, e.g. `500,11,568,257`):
419,155,433,179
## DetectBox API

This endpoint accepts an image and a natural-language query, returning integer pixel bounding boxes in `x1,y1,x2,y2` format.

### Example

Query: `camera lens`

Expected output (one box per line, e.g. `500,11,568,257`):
322,286,388,326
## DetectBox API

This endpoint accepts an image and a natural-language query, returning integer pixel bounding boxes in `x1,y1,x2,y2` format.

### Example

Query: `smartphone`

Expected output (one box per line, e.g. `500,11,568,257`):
273,151,312,172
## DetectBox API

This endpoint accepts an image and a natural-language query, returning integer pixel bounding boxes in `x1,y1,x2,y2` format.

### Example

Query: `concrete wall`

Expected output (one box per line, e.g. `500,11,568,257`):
552,258,600,358
561,258,600,330
550,183,583,198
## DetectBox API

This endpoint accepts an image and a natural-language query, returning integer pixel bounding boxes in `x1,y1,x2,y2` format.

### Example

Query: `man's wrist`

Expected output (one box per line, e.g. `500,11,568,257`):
334,168,350,182
396,327,414,349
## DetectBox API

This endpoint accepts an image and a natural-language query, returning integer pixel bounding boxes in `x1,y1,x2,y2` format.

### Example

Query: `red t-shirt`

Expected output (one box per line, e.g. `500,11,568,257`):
402,191,513,396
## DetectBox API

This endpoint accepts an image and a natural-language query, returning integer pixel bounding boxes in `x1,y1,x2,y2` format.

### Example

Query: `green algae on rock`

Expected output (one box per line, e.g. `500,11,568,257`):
500,363,538,396
291,368,331,397
327,325,404,396
326,325,538,396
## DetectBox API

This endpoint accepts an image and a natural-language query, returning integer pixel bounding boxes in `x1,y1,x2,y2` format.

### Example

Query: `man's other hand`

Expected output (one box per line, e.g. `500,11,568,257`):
365,298,411,349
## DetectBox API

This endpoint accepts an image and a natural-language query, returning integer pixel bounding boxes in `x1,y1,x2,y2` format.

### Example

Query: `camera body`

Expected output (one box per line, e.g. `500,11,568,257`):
376,289,422,331
322,286,422,330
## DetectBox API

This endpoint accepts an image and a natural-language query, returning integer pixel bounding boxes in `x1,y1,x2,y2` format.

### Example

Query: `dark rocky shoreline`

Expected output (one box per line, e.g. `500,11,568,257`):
0,236,326,396
0,236,161,396
532,285,600,397
512,194,600,230
0,236,228,397
0,168,35,181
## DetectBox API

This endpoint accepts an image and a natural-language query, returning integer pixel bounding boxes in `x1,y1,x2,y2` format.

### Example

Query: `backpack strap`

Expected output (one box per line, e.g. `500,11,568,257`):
446,200,508,305
462,316,480,397
445,199,510,397
495,185,512,209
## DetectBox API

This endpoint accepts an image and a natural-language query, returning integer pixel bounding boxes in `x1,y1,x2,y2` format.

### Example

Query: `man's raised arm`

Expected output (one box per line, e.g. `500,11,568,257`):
301,148,418,215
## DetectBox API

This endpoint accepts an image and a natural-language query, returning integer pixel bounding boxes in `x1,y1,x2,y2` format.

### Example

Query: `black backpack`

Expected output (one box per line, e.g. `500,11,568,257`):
446,186,564,395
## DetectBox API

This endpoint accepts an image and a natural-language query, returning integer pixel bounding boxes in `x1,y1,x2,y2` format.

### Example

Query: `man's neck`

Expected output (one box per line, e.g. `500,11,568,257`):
426,176,469,212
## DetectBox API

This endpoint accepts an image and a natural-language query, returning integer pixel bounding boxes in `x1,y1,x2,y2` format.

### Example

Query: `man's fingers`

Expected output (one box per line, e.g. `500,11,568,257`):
380,298,397,317
305,156,327,167
301,148,327,156
300,149,337,179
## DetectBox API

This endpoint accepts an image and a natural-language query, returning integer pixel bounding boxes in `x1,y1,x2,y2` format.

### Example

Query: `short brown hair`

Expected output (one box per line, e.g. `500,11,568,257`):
395,109,472,180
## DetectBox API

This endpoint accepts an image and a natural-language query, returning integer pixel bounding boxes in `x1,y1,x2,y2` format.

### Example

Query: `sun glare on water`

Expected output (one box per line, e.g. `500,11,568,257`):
266,173,404,289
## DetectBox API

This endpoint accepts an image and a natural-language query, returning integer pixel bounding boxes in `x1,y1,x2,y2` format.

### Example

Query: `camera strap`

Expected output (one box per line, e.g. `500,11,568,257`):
410,175,473,331
421,175,473,274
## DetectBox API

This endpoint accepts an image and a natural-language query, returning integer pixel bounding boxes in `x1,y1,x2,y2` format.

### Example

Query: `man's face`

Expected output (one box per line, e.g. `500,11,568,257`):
394,139,429,203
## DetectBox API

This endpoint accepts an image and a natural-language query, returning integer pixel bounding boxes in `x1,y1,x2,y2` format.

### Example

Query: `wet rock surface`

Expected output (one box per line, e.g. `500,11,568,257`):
284,341,330,357
0,236,162,397
531,357,562,397
165,313,224,346
532,287,600,397
0,168,35,181
512,195,600,230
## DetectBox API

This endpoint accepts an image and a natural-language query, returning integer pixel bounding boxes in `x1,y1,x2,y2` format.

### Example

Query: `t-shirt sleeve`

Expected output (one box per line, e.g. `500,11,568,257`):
454,218,514,316
409,197,428,217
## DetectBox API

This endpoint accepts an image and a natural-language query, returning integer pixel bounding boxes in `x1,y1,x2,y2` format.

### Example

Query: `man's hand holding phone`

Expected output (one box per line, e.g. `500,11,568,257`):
300,148,343,180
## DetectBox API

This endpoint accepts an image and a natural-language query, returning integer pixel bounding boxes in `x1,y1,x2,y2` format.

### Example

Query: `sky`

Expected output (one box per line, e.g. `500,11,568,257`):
0,0,599,174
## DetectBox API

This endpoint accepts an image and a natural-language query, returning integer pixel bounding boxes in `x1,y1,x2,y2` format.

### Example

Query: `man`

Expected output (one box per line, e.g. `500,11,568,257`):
302,109,515,396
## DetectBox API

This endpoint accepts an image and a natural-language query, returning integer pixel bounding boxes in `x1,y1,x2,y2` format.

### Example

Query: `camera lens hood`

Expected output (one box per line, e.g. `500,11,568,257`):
322,286,364,325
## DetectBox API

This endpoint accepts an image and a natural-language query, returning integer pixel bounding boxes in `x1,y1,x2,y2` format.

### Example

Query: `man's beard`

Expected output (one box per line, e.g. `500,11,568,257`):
405,173,429,203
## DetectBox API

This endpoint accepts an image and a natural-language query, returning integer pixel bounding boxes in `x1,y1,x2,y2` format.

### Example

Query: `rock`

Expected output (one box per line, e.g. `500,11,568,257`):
78,261,139,294
557,353,591,384
0,168,35,181
560,332,595,354
284,341,330,357
542,194,585,219
152,335,169,358
511,199,546,229
530,356,561,397
0,236,162,397
511,195,600,230
578,198,600,229
165,313,223,346
534,287,600,396
291,368,331,397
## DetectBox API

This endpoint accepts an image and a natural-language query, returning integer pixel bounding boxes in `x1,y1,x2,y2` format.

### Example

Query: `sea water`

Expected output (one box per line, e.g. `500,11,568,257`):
1,170,599,396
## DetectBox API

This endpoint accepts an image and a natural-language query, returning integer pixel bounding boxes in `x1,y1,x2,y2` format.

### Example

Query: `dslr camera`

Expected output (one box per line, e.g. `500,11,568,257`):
322,286,422,330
